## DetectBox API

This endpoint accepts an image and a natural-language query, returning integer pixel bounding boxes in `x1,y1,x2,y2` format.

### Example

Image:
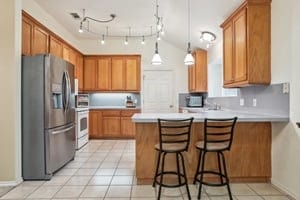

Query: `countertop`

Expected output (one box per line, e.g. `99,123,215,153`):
132,109,289,123
89,106,141,110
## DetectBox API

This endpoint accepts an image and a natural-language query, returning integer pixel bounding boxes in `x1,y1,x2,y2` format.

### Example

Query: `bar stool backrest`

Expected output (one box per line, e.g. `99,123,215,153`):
158,118,194,151
204,117,238,151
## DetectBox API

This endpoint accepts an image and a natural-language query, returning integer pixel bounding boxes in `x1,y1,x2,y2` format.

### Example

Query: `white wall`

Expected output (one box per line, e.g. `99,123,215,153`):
0,0,22,184
271,0,300,198
80,37,187,111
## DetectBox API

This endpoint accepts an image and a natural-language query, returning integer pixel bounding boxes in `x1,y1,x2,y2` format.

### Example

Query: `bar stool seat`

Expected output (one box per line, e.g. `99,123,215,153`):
193,117,237,200
195,141,229,151
154,143,187,152
152,117,194,200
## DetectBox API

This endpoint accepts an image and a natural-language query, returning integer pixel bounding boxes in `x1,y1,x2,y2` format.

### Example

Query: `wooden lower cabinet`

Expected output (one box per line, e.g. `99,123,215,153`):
121,117,135,138
88,110,102,139
89,109,140,139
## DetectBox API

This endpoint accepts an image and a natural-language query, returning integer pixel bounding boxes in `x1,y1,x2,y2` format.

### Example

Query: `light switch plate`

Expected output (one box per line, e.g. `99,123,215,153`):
240,98,244,106
253,98,257,107
283,82,289,94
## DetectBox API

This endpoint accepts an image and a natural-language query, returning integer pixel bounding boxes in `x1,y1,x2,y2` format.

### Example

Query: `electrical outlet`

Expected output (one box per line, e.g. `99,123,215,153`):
283,83,289,94
253,98,257,107
240,98,244,106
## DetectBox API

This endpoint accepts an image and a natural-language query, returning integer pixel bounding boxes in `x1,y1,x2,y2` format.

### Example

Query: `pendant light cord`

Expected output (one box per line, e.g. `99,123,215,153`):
188,0,191,43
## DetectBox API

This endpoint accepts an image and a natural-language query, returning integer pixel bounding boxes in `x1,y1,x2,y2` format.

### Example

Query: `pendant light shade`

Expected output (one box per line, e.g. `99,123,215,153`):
184,0,194,66
151,42,162,65
184,42,194,65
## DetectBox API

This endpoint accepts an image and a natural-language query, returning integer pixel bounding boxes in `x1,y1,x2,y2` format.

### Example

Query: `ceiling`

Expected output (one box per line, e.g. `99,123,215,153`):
34,0,243,50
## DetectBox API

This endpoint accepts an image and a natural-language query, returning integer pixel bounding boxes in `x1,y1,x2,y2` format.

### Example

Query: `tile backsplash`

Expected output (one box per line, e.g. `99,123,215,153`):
89,93,141,107
207,83,289,116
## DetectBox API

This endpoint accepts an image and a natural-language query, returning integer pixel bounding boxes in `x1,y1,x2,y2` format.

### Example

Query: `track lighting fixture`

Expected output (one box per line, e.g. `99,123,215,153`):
151,42,162,65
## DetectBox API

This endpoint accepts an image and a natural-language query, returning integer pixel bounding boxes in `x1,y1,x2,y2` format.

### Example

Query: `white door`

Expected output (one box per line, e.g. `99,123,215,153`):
143,70,174,113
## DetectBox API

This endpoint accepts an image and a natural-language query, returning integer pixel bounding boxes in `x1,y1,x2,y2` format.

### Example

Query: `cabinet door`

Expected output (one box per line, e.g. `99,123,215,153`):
97,57,111,90
32,25,49,55
233,9,247,83
111,57,125,90
89,111,102,139
194,50,207,92
62,44,70,62
49,35,62,58
102,117,121,137
69,49,77,66
121,117,135,138
125,56,141,91
83,58,97,90
22,16,33,55
223,22,234,85
188,65,195,92
76,54,84,90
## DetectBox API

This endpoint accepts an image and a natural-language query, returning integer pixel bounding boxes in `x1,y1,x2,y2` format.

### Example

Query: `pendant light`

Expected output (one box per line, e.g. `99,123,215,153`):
151,42,162,65
151,0,162,65
184,0,195,65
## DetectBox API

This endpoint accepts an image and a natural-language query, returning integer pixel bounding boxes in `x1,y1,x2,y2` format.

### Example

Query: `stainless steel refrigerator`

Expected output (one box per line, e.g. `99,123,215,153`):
22,54,76,180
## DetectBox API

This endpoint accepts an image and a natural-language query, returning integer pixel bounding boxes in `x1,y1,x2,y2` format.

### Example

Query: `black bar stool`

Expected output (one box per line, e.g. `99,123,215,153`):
193,117,237,200
152,117,194,200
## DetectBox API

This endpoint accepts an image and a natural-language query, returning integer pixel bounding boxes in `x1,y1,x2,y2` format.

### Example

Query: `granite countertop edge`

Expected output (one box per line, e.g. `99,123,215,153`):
89,106,141,110
131,112,289,123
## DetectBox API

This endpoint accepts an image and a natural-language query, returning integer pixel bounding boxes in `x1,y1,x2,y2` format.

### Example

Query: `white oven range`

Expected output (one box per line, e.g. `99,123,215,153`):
75,107,89,149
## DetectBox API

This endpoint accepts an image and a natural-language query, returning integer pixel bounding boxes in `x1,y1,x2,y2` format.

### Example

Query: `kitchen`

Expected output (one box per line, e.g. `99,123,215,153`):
1,0,300,200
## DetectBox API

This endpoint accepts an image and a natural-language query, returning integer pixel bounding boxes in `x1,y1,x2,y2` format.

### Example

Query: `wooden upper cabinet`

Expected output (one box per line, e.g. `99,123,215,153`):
97,57,111,90
76,54,84,91
49,35,63,58
188,49,207,93
233,9,247,83
32,25,49,55
83,55,141,92
22,16,33,56
69,49,77,66
221,0,271,87
223,22,234,85
83,57,98,90
111,57,126,91
125,56,141,91
62,44,70,62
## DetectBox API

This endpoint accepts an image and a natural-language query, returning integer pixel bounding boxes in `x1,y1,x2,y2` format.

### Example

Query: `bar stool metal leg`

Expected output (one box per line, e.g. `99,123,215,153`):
217,152,224,184
220,152,233,200
176,153,182,185
157,152,166,200
153,151,162,187
197,151,207,200
179,152,191,200
193,149,203,184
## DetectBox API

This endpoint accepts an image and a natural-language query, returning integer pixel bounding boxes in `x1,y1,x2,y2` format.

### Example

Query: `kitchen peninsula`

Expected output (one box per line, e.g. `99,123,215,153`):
132,111,288,184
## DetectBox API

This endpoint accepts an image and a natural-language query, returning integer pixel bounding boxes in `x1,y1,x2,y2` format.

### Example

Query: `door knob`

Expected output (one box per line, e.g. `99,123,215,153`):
169,105,174,108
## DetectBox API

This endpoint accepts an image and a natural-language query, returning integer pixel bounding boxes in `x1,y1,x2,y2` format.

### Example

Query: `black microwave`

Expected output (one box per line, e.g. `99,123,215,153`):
186,96,203,107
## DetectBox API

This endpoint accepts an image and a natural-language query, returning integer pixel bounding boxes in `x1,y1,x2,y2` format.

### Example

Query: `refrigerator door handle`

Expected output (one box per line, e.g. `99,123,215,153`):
51,125,74,135
62,72,67,110
65,71,71,110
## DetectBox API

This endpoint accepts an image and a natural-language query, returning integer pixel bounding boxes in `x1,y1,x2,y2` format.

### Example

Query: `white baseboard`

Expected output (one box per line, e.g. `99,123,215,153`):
271,178,298,200
0,177,23,187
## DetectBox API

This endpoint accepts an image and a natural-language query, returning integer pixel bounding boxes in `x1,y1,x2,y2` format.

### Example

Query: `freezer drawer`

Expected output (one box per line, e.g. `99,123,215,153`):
45,123,75,174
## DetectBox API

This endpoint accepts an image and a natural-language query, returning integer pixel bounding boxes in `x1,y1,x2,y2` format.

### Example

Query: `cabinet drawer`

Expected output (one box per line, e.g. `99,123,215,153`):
102,110,121,116
121,109,140,117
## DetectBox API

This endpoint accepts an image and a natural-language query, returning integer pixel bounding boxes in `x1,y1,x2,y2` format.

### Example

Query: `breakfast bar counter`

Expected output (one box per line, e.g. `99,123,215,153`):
132,111,288,184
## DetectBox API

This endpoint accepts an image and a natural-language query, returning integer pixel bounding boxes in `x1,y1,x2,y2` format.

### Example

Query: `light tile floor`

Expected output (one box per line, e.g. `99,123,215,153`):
0,140,293,200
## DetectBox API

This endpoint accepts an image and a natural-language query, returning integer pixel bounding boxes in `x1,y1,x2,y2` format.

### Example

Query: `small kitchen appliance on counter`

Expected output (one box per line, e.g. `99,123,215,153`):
125,95,136,108
186,96,203,107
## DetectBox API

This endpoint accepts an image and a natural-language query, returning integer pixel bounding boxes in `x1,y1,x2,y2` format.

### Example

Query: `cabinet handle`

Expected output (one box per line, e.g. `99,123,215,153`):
297,122,300,128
